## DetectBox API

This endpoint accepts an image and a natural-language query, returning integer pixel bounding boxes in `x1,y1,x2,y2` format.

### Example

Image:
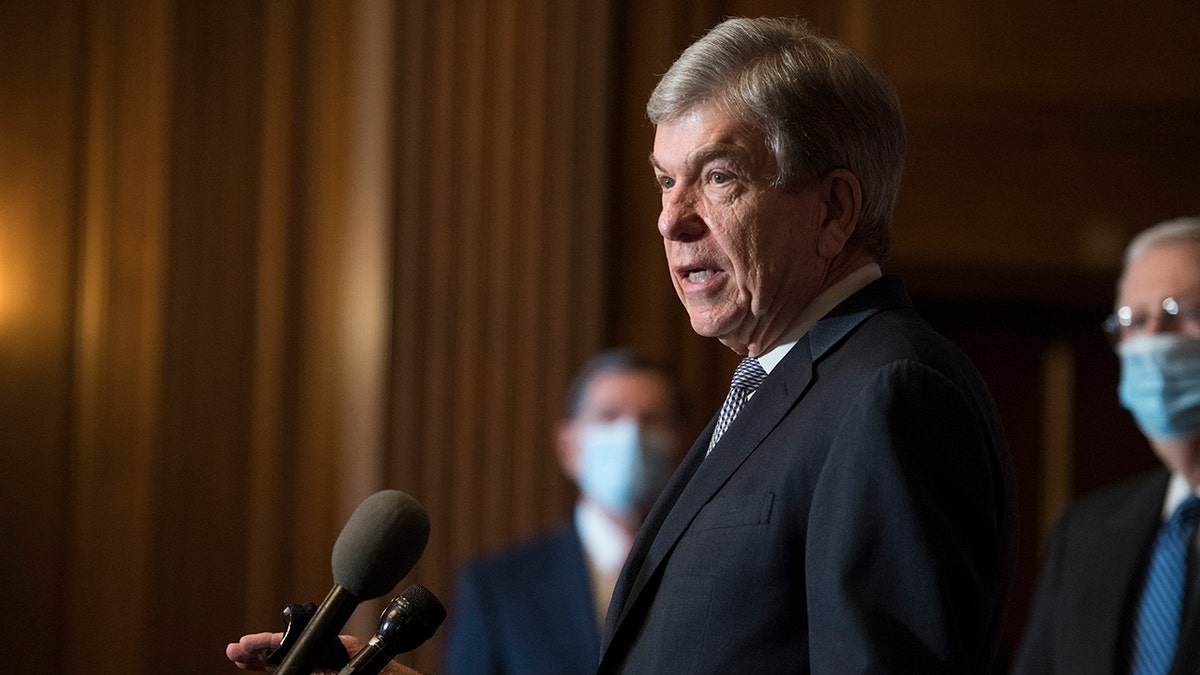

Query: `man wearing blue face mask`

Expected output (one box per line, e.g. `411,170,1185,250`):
443,349,687,675
1015,216,1200,675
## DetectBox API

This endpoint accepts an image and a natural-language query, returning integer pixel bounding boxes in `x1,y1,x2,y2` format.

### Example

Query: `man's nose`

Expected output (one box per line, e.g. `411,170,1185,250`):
1144,310,1182,335
658,190,705,241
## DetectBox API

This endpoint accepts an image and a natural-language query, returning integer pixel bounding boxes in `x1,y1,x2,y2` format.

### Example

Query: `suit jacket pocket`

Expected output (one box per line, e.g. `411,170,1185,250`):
689,492,775,534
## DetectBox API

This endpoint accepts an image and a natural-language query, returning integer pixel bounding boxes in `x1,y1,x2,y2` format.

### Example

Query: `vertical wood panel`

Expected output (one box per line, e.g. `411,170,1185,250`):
245,0,302,626
511,0,550,540
0,2,83,673
70,0,174,671
1039,341,1076,547
389,0,431,519
416,1,458,631
291,0,353,607
379,3,613,669
152,1,267,668
450,0,488,578
477,0,518,563
327,0,401,637
340,0,395,510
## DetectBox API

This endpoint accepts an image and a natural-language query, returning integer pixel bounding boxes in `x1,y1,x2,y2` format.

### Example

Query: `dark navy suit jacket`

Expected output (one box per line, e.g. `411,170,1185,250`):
444,522,600,675
597,276,1016,674
1013,468,1200,675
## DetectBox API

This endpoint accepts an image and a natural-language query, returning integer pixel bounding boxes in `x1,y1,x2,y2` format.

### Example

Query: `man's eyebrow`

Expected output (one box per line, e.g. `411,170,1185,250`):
691,144,749,169
648,144,750,175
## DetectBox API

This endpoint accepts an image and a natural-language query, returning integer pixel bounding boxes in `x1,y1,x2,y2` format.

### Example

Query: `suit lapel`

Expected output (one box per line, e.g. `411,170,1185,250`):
1091,473,1168,673
611,341,813,626
600,417,712,653
603,277,907,652
555,525,603,656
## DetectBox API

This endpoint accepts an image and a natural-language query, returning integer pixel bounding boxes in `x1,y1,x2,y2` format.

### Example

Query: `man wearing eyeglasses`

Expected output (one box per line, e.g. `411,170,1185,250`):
1014,216,1200,675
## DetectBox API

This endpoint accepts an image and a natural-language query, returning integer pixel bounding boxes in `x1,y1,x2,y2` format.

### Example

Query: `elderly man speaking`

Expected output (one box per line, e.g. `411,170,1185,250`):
596,17,1015,675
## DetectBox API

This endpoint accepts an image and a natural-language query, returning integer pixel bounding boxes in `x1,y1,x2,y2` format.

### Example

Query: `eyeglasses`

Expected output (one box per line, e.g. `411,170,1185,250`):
1102,296,1200,344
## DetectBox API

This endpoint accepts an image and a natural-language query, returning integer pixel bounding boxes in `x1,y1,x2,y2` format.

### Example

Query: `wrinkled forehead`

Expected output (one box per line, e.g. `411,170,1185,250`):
1119,241,1200,305
649,104,774,175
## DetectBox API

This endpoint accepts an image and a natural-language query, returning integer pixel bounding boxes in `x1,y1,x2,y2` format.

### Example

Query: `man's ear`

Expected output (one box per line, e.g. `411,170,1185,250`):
817,168,862,259
555,420,582,482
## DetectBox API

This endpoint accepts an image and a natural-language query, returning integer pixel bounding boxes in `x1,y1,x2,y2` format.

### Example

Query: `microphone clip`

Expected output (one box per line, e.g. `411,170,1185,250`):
263,601,351,670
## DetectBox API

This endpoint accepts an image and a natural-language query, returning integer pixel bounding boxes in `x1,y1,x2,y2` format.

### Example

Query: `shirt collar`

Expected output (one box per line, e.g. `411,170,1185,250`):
1163,472,1200,520
574,500,632,572
757,263,882,374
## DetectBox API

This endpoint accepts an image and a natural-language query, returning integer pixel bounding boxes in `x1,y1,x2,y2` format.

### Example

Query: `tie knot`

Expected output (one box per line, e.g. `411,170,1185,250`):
1172,495,1200,529
731,357,767,391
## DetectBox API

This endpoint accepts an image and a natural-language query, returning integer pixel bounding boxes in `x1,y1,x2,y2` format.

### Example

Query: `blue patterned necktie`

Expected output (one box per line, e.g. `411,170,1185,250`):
707,357,767,456
1130,494,1200,675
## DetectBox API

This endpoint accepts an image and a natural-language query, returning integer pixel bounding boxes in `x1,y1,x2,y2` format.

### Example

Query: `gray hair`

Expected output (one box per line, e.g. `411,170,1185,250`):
647,17,907,260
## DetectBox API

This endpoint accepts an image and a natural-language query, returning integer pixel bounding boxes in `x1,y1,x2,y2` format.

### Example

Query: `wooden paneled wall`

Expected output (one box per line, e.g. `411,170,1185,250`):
2,1,1199,673
2,1,614,672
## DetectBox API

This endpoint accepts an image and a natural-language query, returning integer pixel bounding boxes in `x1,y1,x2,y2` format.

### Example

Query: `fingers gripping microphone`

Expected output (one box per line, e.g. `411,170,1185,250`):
338,584,447,675
277,490,430,675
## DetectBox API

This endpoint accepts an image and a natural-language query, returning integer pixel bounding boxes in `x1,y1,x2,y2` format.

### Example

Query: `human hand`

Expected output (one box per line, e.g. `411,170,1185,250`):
226,632,282,670
226,632,423,674
226,633,425,674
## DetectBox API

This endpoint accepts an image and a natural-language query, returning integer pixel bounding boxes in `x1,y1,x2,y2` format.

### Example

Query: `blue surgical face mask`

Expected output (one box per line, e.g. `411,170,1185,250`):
577,418,674,514
1118,333,1200,440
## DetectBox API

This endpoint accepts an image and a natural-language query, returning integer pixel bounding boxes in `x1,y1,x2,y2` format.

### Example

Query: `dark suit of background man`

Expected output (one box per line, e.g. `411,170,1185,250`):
596,17,1015,674
1014,217,1200,675
443,349,686,674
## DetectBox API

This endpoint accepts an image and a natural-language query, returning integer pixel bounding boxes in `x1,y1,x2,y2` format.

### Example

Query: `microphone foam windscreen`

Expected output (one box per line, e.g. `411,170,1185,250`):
331,490,430,599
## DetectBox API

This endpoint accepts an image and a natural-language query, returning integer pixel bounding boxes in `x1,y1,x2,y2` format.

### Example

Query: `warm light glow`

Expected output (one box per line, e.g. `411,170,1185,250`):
0,195,35,335
0,259,11,329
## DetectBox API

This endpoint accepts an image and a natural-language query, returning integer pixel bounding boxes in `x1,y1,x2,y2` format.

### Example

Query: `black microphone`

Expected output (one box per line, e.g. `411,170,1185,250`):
276,490,430,675
337,584,447,675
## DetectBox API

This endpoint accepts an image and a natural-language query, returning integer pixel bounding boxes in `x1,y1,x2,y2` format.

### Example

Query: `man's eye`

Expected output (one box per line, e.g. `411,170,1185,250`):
658,176,676,190
711,172,730,185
